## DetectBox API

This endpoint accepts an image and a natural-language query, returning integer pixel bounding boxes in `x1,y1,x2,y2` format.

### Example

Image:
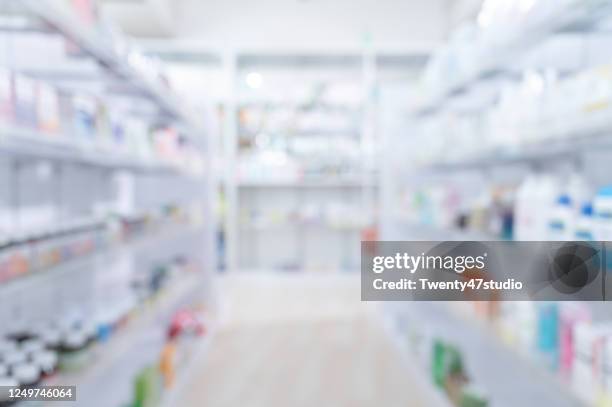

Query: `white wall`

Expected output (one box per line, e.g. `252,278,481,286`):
173,0,448,52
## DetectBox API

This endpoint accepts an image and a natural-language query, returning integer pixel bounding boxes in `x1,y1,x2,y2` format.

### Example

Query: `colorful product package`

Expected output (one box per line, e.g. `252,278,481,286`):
559,303,590,376
537,302,559,370
36,82,61,134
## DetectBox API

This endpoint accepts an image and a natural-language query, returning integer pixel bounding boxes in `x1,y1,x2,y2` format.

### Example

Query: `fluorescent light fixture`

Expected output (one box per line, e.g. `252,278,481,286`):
246,72,263,89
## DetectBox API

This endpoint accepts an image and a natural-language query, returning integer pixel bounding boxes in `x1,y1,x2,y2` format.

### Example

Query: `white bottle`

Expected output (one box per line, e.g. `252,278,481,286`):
575,203,594,241
514,174,538,241
549,194,573,241
566,172,592,212
535,174,561,240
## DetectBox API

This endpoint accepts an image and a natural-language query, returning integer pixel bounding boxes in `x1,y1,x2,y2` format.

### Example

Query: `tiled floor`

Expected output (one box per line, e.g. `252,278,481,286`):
174,272,429,407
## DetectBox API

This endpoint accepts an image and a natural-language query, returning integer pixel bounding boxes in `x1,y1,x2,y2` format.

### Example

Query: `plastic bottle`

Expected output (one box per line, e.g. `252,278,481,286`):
537,302,559,369
515,173,561,241
549,195,573,241
537,175,561,240
575,203,594,241
566,173,592,212
514,174,537,241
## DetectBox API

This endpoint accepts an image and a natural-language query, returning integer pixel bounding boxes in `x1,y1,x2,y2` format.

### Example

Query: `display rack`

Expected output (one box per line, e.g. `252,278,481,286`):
412,2,612,116
381,3,612,406
15,0,206,139
421,122,612,173
0,127,186,174
385,302,582,407
0,1,216,405
224,53,380,272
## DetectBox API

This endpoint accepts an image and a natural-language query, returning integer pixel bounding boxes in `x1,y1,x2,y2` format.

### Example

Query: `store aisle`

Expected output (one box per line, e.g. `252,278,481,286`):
174,272,428,407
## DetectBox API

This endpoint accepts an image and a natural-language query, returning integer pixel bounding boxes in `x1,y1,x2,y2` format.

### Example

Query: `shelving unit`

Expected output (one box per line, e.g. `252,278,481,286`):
412,2,612,116
380,2,612,406
45,273,205,407
385,302,582,407
0,1,216,405
421,121,612,173
222,54,380,272
0,127,189,174
14,0,205,138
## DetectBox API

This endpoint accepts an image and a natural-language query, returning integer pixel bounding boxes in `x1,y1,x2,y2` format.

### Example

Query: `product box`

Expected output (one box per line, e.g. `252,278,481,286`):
13,74,37,129
0,68,14,126
72,95,97,142
36,82,61,134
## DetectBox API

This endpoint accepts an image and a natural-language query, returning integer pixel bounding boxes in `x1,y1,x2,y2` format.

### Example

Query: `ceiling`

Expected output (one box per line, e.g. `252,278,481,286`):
99,0,480,53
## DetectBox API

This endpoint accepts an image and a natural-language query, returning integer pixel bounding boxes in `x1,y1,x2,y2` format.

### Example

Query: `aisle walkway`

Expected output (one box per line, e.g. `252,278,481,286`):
175,272,429,407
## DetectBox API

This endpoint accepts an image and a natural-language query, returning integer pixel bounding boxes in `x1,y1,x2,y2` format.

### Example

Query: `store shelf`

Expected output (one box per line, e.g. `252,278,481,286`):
44,272,209,407
237,179,376,188
446,303,591,406
420,125,612,173
412,2,612,116
15,0,206,142
0,127,190,174
386,217,499,241
380,312,454,407
0,223,205,298
240,221,365,232
387,302,582,407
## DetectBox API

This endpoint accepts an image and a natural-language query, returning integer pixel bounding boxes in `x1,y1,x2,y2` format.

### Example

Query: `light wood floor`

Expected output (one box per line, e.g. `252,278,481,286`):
174,272,429,407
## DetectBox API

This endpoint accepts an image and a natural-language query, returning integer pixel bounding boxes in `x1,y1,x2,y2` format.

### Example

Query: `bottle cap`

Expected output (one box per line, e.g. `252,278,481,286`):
557,195,571,206
12,362,40,385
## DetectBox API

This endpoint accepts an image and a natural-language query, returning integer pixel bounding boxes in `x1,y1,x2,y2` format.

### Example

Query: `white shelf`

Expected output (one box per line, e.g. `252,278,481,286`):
387,302,583,407
386,218,498,241
44,273,208,407
446,303,590,406
412,2,612,116
420,124,612,173
240,221,365,232
238,179,376,188
0,127,194,175
380,312,454,407
15,0,206,142
0,223,205,298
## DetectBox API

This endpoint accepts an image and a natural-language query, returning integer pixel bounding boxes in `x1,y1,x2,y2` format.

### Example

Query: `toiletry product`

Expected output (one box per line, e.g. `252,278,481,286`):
549,195,573,241
537,302,559,369
576,203,595,241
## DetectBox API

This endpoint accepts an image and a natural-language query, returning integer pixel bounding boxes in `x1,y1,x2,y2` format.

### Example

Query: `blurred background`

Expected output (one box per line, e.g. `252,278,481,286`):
1,0,612,406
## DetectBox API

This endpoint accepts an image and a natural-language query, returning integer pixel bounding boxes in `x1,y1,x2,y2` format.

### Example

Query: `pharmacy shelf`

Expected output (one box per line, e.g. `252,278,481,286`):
238,179,377,188
158,331,214,407
44,272,209,407
0,223,205,298
16,0,205,142
412,2,612,116
420,126,612,173
387,302,582,407
0,127,190,174
386,217,499,241
380,311,455,407
447,304,591,406
240,221,366,232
